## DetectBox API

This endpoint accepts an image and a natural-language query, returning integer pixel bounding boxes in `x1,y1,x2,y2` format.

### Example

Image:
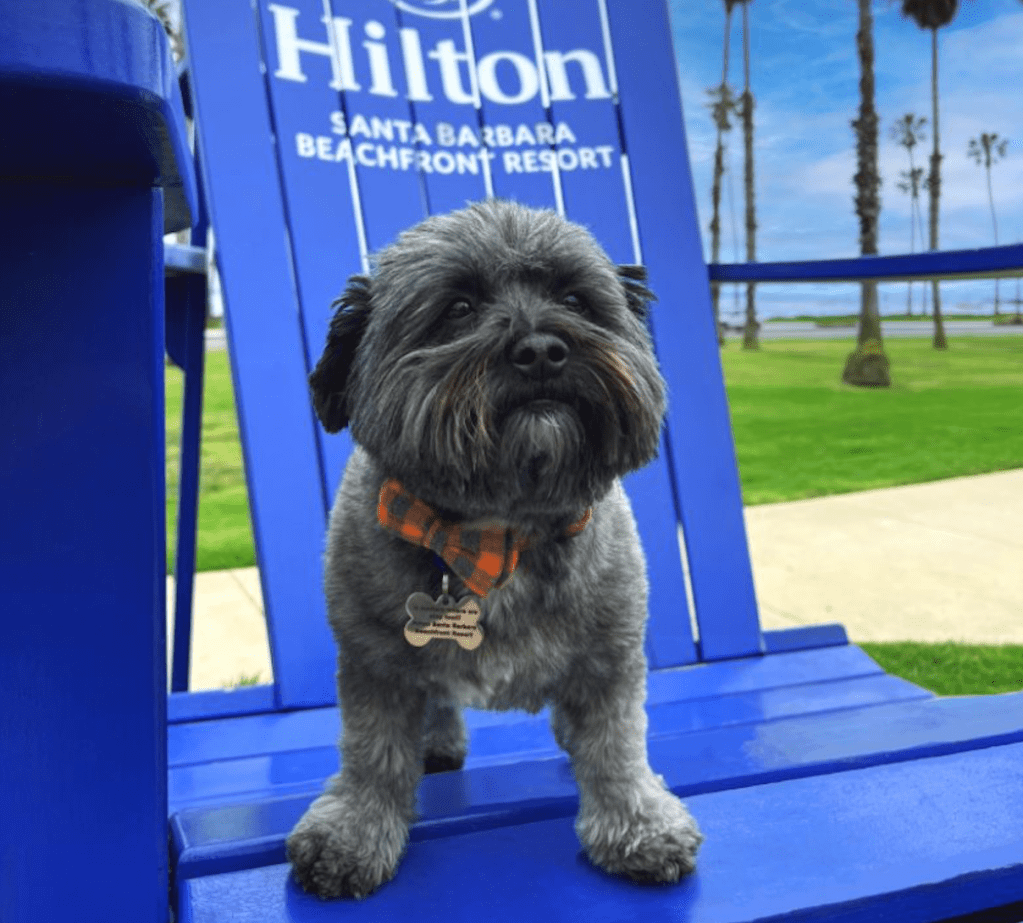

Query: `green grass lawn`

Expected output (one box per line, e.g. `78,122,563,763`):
769,312,1020,326
720,336,1023,504
166,335,1023,695
166,354,252,572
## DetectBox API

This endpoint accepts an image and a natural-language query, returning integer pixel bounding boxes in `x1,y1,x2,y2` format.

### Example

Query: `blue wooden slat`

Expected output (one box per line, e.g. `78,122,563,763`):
255,0,429,499
710,242,1023,284
467,1,559,207
526,0,697,667
169,672,932,819
169,685,279,724
168,646,880,767
623,462,699,667
169,667,914,772
533,0,633,263
761,623,849,654
182,0,336,708
321,0,429,250
178,740,1023,922
172,676,945,878
606,0,762,662
395,9,490,214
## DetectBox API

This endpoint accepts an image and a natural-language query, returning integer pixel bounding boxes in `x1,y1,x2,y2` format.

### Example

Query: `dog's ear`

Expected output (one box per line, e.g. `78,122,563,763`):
309,275,372,433
618,264,656,320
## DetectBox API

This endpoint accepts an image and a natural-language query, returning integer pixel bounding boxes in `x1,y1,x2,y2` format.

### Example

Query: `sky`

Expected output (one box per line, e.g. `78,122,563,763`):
666,0,1023,318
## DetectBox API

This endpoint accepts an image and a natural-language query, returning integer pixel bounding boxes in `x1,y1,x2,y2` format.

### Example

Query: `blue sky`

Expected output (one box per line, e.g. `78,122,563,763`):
667,0,1023,318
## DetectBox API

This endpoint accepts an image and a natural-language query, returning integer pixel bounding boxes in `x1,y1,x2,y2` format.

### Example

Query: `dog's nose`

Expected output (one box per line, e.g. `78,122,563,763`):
511,333,570,379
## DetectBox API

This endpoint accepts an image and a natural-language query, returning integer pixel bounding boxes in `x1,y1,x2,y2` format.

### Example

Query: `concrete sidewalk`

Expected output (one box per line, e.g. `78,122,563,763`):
168,469,1023,691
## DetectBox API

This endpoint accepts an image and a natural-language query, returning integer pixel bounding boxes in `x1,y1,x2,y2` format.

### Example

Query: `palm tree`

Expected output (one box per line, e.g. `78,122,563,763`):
707,0,742,346
891,114,928,316
843,0,890,387
896,167,927,314
736,0,759,350
967,132,1009,316
898,0,967,350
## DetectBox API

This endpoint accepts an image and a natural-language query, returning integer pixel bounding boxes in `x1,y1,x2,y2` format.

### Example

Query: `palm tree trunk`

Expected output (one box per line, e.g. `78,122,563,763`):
985,163,1001,315
740,1,759,350
928,28,948,349
709,6,735,347
843,0,889,387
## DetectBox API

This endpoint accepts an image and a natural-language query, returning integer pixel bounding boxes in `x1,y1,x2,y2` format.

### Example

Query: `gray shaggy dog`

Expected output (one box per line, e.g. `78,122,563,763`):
288,199,702,899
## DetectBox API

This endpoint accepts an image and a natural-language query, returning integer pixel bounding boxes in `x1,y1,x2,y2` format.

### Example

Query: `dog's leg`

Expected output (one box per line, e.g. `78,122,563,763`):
422,698,467,773
552,656,703,883
286,663,425,899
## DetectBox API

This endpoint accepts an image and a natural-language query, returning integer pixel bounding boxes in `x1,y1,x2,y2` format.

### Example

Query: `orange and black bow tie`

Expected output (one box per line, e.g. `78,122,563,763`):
377,479,591,598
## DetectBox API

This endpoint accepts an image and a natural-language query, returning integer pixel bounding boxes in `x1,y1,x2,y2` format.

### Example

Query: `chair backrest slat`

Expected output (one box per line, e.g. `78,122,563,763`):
183,0,765,706
185,0,337,707
606,0,762,660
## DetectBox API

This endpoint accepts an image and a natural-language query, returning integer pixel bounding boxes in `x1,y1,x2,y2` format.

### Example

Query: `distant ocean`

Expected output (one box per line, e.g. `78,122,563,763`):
712,279,1020,321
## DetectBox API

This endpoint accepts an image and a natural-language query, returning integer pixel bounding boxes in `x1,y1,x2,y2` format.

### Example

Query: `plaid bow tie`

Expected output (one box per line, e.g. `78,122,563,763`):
377,479,591,598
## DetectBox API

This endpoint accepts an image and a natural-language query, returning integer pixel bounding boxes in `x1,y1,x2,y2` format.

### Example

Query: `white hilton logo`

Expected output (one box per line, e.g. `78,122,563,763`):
386,0,496,18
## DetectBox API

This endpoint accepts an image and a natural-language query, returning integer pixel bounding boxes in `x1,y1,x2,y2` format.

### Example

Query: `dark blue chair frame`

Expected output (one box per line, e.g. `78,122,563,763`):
1,1,196,921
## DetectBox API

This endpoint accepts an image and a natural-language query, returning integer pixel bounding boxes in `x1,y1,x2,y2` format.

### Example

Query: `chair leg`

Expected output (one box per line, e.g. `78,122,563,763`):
167,271,207,692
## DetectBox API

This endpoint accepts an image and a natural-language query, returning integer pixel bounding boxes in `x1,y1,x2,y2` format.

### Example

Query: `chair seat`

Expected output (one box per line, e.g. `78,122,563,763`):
169,644,892,812
176,738,1023,923
170,647,1023,886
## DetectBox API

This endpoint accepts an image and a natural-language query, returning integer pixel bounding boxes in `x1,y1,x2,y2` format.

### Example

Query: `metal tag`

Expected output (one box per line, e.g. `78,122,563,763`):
404,592,483,650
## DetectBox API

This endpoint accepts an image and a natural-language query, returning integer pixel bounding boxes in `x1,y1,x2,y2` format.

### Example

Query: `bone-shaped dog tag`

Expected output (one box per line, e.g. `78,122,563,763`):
404,592,483,650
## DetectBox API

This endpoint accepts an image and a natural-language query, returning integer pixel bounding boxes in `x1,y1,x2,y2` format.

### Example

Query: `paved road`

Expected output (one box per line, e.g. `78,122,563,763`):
732,320,1023,340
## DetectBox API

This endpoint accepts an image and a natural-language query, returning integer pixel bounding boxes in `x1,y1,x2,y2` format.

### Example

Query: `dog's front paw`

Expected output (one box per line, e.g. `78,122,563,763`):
287,792,408,899
578,790,703,884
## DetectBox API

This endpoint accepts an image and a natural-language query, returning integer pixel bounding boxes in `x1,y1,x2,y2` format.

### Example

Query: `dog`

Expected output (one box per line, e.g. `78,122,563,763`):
287,199,703,898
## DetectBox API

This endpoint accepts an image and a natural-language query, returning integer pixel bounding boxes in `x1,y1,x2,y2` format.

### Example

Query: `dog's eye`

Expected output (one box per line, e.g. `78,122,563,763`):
562,293,588,315
446,299,475,320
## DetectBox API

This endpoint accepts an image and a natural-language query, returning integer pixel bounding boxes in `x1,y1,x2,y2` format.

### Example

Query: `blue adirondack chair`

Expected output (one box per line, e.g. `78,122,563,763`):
165,1,1023,921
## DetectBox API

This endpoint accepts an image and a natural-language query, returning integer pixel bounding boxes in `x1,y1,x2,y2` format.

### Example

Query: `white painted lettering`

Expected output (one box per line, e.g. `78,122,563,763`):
267,4,359,91
544,49,611,101
434,151,456,174
369,116,394,141
363,21,398,97
376,144,400,169
399,28,433,102
349,114,371,138
514,124,536,146
555,123,577,145
355,142,376,167
477,51,538,106
436,122,456,146
428,40,475,105
456,151,481,174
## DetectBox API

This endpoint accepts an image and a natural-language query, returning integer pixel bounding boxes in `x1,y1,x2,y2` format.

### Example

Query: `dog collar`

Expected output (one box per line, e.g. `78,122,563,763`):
377,478,591,599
